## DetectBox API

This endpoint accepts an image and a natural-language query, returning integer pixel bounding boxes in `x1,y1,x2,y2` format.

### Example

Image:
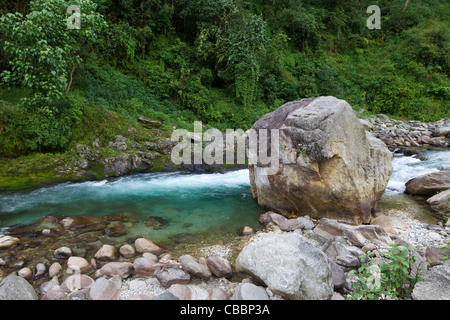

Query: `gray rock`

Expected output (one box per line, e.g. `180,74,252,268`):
427,189,450,215
206,256,233,278
322,236,366,271
231,283,269,300
133,257,157,276
89,277,119,300
434,126,450,137
40,281,59,296
153,292,180,300
0,275,38,300
329,260,347,290
155,267,190,288
297,216,315,230
179,255,212,279
314,218,393,247
412,261,450,300
108,135,128,151
235,231,333,300
41,285,68,300
168,284,212,300
100,262,133,278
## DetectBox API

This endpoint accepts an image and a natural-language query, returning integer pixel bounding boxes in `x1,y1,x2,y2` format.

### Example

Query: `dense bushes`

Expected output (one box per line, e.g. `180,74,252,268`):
0,0,449,156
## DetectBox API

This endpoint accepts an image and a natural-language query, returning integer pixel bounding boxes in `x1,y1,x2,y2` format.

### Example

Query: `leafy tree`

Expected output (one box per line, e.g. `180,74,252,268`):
0,0,107,110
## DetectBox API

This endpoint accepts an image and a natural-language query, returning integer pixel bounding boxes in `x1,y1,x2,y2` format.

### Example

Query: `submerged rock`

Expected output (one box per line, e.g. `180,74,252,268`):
248,96,392,224
0,235,20,250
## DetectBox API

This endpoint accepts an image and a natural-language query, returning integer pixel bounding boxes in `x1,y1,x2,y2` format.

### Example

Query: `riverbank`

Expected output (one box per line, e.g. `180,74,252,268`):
361,114,450,152
0,210,448,300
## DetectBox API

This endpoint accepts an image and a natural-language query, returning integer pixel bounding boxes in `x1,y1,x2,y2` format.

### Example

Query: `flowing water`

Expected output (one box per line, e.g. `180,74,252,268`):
0,169,263,244
378,149,450,224
0,150,449,245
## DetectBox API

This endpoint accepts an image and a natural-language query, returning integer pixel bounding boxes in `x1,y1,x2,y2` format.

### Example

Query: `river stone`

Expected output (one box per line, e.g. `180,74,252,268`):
239,226,257,236
405,171,450,195
67,256,91,274
41,285,68,300
119,244,136,258
322,236,365,271
18,268,33,280
135,238,165,255
179,255,212,279
0,235,20,249
133,257,157,276
427,189,450,214
63,274,95,291
231,283,269,300
155,266,190,288
425,245,450,267
434,126,450,137
35,263,47,279
248,96,392,224
370,215,411,239
168,284,211,300
412,261,450,300
153,292,180,300
0,275,38,300
314,218,393,247
60,216,103,230
206,256,233,278
235,231,333,300
49,262,62,277
89,277,119,300
94,244,118,261
100,262,133,278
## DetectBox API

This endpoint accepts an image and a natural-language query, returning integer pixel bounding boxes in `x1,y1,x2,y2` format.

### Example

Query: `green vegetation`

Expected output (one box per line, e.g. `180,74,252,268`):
348,244,428,300
0,0,448,184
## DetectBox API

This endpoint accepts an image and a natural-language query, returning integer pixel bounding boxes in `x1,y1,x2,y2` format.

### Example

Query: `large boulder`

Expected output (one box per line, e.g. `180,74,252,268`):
248,96,392,224
235,231,333,300
405,171,450,196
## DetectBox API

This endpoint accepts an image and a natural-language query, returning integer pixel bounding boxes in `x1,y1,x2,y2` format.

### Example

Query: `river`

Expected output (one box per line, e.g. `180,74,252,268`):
0,150,449,244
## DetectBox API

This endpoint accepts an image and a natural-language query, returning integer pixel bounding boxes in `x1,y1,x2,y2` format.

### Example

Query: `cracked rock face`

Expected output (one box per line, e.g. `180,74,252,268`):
248,96,393,224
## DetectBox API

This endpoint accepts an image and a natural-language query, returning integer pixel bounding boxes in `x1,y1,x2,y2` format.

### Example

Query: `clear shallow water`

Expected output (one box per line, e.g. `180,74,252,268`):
0,169,263,242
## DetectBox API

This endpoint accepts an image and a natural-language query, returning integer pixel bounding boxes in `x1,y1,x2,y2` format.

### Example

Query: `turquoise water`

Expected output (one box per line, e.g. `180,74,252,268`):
0,169,263,242
1,150,449,242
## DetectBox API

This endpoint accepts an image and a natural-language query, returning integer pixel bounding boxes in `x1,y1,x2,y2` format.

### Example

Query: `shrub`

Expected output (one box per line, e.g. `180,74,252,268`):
348,244,428,300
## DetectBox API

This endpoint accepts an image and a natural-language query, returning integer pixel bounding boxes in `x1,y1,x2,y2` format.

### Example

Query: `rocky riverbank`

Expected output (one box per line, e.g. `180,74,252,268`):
1,209,449,300
361,114,450,152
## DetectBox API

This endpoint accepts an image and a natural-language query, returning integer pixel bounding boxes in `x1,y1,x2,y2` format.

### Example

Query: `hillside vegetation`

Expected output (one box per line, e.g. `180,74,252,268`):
0,0,448,159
